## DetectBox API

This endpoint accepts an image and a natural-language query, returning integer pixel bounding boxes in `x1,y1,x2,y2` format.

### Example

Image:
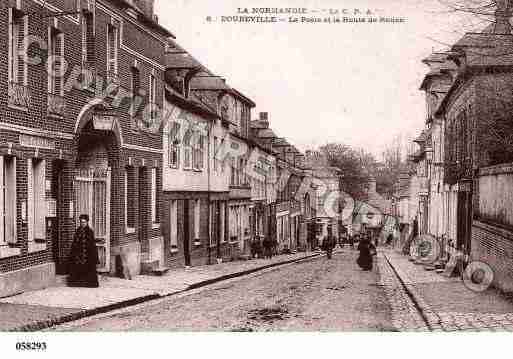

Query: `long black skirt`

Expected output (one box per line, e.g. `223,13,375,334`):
68,263,99,288
357,254,373,271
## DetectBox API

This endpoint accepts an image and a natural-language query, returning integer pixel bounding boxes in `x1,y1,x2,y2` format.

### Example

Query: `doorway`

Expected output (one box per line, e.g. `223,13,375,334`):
183,199,191,266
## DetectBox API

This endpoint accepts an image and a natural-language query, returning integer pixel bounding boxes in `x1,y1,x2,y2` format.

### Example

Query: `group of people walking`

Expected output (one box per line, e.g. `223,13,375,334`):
67,213,383,289
319,230,378,271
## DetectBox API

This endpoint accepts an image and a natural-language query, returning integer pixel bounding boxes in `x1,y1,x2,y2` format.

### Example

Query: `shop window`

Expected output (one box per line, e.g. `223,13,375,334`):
28,158,46,242
169,200,178,251
0,156,17,245
125,167,136,232
151,167,159,225
194,199,200,242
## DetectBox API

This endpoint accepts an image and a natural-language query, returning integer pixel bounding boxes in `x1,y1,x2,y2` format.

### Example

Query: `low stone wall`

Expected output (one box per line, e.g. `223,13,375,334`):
471,220,513,293
0,262,55,298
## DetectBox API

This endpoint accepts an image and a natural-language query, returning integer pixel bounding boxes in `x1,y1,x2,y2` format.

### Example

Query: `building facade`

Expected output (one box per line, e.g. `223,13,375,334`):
0,0,171,297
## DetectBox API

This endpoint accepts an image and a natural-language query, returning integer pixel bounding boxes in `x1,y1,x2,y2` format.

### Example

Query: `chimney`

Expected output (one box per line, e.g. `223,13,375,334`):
493,0,512,34
367,177,377,194
259,112,269,128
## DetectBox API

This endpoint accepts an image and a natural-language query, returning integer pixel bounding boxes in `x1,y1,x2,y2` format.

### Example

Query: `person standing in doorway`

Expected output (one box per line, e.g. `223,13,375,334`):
68,214,99,288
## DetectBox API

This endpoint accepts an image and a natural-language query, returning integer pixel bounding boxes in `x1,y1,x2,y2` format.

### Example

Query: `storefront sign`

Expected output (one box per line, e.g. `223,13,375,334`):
93,115,116,131
19,134,55,149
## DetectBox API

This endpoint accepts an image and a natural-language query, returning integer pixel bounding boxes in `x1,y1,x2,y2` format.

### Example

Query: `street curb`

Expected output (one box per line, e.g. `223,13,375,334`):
382,252,442,331
8,252,322,332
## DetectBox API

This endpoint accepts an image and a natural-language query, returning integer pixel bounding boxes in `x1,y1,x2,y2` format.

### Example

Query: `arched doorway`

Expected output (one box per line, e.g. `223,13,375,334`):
74,104,122,273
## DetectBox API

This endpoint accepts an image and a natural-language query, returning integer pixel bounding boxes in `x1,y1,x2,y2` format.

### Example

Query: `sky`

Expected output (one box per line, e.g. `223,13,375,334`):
155,0,489,159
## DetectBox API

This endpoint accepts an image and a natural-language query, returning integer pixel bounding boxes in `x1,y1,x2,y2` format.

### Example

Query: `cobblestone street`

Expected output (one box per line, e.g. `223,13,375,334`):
51,251,408,331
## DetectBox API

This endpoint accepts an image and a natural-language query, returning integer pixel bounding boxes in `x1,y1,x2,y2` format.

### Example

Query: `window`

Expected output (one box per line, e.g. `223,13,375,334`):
193,134,204,171
169,200,178,250
220,202,225,243
183,130,192,169
9,9,27,86
220,138,226,172
124,167,136,232
81,12,94,65
213,136,218,173
48,28,64,96
28,159,46,242
168,121,180,168
230,157,236,186
106,24,118,81
193,199,200,241
0,156,17,245
151,168,157,224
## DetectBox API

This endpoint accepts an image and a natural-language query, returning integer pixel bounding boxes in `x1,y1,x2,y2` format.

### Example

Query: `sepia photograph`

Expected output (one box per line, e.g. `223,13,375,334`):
1,0,513,356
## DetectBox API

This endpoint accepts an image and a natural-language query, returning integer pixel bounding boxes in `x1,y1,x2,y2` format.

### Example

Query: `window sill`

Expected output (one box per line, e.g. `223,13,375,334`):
0,246,21,259
28,242,47,253
152,223,160,229
126,227,136,234
8,104,29,112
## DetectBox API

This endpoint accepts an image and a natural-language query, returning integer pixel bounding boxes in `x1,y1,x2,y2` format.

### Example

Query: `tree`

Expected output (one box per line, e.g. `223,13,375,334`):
318,143,375,201
374,134,411,198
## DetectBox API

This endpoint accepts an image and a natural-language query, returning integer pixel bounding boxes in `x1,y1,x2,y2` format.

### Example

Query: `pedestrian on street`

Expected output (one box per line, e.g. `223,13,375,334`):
348,234,355,249
386,233,394,247
357,236,377,271
263,236,273,259
323,227,336,260
68,214,99,288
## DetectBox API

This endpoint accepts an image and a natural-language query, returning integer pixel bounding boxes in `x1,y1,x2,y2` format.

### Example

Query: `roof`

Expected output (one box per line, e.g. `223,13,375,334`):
165,52,203,69
256,128,278,138
230,88,256,107
452,33,513,67
272,138,291,147
189,76,231,91
116,0,175,38
413,130,427,144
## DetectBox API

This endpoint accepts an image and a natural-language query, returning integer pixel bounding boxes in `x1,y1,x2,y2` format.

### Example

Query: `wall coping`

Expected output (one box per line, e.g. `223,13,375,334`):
473,220,513,241
480,163,513,177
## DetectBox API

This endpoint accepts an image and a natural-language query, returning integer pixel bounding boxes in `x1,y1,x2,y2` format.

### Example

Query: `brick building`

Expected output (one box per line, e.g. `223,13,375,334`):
0,0,170,297
432,2,513,290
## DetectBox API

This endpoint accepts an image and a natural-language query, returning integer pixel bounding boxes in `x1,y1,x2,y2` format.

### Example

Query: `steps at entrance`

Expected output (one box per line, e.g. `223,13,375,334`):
141,260,170,276
54,275,68,287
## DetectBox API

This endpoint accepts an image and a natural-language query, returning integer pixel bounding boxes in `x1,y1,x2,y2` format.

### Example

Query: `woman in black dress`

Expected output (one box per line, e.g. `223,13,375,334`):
68,214,99,288
357,236,376,271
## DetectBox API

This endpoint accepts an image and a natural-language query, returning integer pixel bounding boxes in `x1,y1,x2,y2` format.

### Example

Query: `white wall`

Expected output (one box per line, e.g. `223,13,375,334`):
162,100,230,192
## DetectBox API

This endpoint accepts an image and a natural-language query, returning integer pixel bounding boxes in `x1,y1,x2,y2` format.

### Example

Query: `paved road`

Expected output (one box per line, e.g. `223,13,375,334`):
52,251,400,331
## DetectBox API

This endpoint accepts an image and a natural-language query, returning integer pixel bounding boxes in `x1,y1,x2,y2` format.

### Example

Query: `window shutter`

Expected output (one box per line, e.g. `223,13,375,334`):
81,16,87,64
55,34,63,95
0,157,4,245
16,17,25,84
107,25,117,76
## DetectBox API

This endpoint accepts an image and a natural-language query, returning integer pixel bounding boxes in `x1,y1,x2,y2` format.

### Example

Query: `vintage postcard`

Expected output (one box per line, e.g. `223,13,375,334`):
1,0,513,356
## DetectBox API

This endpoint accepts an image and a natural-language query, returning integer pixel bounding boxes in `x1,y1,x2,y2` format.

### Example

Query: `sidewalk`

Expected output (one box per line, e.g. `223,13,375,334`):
0,251,321,331
383,249,513,331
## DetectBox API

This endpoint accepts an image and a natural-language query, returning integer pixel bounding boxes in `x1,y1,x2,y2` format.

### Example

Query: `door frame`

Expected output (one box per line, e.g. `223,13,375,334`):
74,167,111,273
